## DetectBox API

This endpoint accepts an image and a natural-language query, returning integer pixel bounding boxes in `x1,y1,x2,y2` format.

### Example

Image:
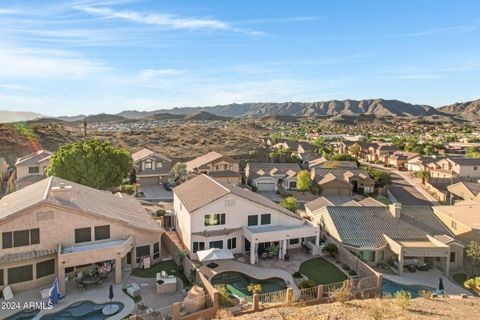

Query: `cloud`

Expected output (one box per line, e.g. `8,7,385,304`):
76,6,264,36
406,25,475,37
0,44,110,79
140,68,187,79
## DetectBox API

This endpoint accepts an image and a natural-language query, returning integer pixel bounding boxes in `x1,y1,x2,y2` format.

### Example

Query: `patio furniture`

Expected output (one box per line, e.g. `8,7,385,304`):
80,275,102,288
207,262,219,269
126,283,141,298
156,273,177,294
2,286,13,300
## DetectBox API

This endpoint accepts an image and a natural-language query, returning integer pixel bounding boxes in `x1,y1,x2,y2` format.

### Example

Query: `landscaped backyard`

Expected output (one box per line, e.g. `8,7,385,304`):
298,258,348,285
131,259,191,287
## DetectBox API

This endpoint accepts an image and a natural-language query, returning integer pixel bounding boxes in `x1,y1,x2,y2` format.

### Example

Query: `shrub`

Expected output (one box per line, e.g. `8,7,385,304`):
293,272,303,279
119,184,134,195
329,285,352,304
251,185,257,192
247,283,262,294
393,290,411,309
299,279,316,289
280,196,298,213
323,243,338,257
156,210,166,217
464,277,480,291
348,270,357,276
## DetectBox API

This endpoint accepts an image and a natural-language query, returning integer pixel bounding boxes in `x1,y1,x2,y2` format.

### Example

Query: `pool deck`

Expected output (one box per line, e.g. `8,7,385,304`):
382,268,472,296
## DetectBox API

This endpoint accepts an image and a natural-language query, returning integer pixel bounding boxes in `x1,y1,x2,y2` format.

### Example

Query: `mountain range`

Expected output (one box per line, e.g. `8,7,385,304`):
1,98,479,123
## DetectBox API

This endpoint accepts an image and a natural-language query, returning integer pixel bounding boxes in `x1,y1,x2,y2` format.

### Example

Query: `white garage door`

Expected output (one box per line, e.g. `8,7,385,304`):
256,182,276,191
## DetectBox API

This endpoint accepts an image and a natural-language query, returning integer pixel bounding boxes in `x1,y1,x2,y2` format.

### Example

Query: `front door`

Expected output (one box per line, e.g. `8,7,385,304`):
244,239,251,252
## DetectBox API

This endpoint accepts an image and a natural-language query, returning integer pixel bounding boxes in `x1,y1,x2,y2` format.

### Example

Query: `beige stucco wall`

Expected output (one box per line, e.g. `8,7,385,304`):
16,159,49,181
202,159,239,174
433,208,480,244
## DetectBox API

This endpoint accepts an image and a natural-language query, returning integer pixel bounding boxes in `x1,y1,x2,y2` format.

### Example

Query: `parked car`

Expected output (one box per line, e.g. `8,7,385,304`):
163,182,175,191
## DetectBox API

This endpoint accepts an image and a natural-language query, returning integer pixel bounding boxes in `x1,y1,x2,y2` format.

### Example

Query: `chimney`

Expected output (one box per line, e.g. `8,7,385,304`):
389,203,402,218
50,183,73,203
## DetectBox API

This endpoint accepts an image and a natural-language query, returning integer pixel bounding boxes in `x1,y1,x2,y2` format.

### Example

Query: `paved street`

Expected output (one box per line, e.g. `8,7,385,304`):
388,172,432,205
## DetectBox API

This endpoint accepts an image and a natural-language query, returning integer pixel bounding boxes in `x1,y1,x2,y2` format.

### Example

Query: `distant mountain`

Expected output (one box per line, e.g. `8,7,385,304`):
135,99,446,119
184,111,230,121
117,110,157,119
0,110,44,123
145,113,185,120
85,113,126,122
438,99,480,120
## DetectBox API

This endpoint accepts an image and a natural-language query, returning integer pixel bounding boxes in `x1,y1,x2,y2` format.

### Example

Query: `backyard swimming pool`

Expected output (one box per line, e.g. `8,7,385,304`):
382,279,435,298
211,271,286,297
6,300,125,320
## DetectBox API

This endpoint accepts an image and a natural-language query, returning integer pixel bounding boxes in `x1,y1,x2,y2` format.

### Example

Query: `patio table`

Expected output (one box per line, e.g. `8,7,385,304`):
80,275,102,287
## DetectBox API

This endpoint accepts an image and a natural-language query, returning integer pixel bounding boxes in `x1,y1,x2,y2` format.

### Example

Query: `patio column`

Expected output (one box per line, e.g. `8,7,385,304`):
444,255,450,276
250,241,256,264
398,253,404,274
115,255,122,284
315,234,320,247
58,264,65,293
282,239,287,259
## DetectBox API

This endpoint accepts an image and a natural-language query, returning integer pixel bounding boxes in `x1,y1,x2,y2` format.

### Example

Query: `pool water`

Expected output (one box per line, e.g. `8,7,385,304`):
382,279,435,298
211,271,286,296
6,300,125,320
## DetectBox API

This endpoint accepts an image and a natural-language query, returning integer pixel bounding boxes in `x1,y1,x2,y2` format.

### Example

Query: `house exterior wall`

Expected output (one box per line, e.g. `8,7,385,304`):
173,193,192,251
0,203,162,291
202,159,240,174
433,208,480,244
16,159,49,181
134,155,172,184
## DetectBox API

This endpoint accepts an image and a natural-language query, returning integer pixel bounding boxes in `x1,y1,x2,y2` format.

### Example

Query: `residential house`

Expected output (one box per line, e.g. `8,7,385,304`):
316,203,464,275
311,168,375,195
132,148,172,185
0,157,8,180
336,141,379,161
11,150,51,191
309,159,358,169
433,203,480,244
366,145,400,163
185,151,241,185
173,174,319,265
406,156,444,172
0,177,163,293
245,163,302,191
428,158,480,179
386,151,419,169
447,182,480,202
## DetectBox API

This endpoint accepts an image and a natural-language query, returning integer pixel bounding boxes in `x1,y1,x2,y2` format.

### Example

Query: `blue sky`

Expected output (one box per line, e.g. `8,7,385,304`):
0,0,479,116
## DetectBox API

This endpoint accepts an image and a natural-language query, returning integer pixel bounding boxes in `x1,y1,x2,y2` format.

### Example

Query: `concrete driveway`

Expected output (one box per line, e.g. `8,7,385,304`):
140,185,173,201
258,191,282,203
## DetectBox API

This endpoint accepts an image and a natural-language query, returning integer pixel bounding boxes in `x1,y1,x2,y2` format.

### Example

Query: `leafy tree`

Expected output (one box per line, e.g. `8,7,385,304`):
128,168,137,184
46,139,132,190
366,167,392,187
297,170,312,191
280,196,298,213
331,154,359,166
170,162,188,184
323,243,338,257
466,241,480,276
413,170,429,184
348,144,361,157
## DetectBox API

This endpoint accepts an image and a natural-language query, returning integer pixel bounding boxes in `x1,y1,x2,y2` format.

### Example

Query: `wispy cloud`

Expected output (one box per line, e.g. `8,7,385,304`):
406,25,475,37
140,68,187,80
75,6,264,36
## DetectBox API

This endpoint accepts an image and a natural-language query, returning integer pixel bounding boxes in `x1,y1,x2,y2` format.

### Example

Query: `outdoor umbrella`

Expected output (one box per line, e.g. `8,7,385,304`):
438,277,445,293
50,278,59,305
109,284,114,305
196,248,234,262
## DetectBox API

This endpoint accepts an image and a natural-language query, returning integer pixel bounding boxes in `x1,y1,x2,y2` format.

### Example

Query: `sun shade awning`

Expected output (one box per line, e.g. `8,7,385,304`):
196,248,234,262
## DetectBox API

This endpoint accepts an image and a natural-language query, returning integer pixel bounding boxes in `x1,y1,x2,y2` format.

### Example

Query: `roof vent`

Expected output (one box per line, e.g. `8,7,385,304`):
389,203,402,218
50,183,73,202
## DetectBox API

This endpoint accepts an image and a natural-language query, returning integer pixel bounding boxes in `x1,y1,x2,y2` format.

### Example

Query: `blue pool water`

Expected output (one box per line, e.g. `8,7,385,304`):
6,300,124,320
382,279,435,298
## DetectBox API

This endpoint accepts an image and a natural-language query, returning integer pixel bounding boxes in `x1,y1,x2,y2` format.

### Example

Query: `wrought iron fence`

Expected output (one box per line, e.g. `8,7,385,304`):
323,280,347,298
219,297,251,314
292,286,318,303
258,289,288,305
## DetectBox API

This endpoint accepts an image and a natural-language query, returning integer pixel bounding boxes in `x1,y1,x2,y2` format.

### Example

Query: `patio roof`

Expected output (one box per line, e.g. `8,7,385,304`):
61,239,127,254
243,222,319,243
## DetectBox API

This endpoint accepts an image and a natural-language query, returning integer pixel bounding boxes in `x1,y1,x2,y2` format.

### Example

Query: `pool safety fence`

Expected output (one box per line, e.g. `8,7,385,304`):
292,286,318,303
136,304,174,320
258,288,289,305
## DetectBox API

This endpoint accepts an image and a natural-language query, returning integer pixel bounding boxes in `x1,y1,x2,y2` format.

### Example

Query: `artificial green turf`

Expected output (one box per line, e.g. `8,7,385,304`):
452,273,467,286
131,259,191,287
298,258,348,285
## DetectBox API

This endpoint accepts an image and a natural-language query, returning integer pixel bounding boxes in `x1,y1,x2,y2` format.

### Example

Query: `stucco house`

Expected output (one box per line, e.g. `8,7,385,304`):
406,156,444,172
316,203,464,276
433,203,480,244
245,163,302,191
185,151,241,185
366,145,400,163
447,182,480,201
172,174,319,265
311,168,375,195
0,177,163,293
386,152,419,169
429,158,480,179
132,148,172,185
10,150,51,191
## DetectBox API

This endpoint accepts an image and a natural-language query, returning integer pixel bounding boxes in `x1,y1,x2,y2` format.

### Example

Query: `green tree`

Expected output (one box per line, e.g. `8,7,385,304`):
466,241,480,276
297,170,312,191
170,162,188,184
46,139,132,190
348,144,361,158
247,283,262,295
366,167,392,187
280,196,298,213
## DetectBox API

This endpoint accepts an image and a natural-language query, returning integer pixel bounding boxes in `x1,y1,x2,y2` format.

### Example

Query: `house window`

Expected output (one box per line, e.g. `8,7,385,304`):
450,252,456,262
145,161,152,169
136,245,150,263
2,232,12,249
13,230,30,247
289,238,300,245
474,167,478,171
3,228,40,248
289,181,297,189
193,241,205,253
156,162,163,168
74,227,91,243
248,215,258,226
28,166,40,174
8,265,33,284
451,220,457,230
153,242,160,259
30,229,40,245
209,240,224,249
227,237,237,250
0,269,3,286
223,164,228,171
94,225,110,241
214,165,219,171
261,214,271,225
204,213,226,226
36,259,55,278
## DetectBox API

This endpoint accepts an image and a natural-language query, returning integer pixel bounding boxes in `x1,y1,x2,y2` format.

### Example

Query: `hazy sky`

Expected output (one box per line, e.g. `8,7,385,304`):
0,0,479,116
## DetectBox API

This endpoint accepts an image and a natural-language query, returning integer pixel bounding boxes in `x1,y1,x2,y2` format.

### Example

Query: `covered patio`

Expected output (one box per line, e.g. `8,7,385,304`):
242,221,320,265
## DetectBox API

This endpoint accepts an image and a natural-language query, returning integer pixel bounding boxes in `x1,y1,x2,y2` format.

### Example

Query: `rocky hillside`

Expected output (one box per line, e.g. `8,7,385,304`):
438,99,480,120
0,110,44,123
231,298,480,320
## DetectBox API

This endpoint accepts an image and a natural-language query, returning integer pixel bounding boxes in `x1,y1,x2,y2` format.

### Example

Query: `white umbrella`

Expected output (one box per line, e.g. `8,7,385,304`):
197,248,234,262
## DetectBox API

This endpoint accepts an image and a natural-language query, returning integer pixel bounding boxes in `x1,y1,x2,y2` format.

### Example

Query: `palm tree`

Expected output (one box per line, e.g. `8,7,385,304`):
247,283,262,295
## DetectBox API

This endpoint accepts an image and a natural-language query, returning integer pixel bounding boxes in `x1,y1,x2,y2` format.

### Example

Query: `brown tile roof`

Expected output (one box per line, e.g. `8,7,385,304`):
0,177,163,233
174,174,302,220
185,151,229,172
0,249,57,264
132,148,171,162
247,163,302,180
15,149,51,166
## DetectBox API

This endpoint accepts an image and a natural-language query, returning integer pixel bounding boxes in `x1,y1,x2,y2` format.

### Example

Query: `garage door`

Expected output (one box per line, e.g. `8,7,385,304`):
139,176,159,186
256,182,276,191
